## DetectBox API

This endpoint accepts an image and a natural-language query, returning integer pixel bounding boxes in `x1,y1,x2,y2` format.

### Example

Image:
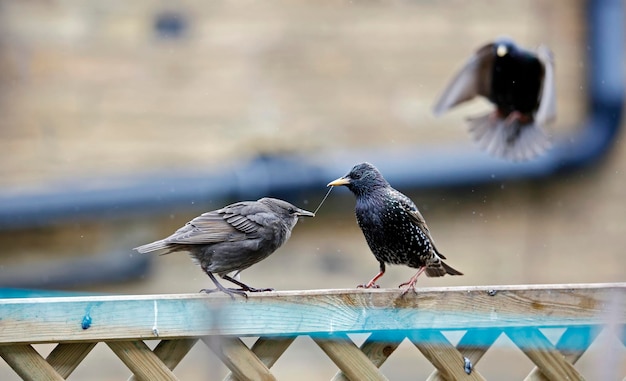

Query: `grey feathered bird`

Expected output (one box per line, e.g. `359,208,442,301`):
433,37,556,161
328,163,462,294
134,197,315,298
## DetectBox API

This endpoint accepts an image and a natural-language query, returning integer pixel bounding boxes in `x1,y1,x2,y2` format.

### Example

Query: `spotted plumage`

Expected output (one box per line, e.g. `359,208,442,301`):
328,162,462,294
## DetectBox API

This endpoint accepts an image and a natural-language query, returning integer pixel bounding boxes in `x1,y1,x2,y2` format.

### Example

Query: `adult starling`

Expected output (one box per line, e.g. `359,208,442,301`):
134,198,315,298
328,162,462,294
433,37,556,161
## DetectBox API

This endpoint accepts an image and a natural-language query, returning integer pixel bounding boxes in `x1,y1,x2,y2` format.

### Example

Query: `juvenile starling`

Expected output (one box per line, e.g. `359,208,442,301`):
328,162,462,294
433,37,556,161
134,198,315,298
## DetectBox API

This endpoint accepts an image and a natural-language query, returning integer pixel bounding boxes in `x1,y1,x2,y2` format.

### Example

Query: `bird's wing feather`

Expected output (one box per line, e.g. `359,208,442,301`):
534,44,557,126
224,213,263,234
163,202,266,245
399,194,447,259
433,43,494,116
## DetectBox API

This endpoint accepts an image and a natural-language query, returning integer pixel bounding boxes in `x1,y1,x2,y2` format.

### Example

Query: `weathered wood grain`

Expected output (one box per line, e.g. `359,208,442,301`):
107,340,178,381
523,326,600,381
409,330,486,381
128,339,198,381
506,328,584,381
0,344,65,381
0,284,624,344
202,336,276,381
313,333,388,381
223,336,295,381
331,331,405,381
426,328,502,381
46,342,97,378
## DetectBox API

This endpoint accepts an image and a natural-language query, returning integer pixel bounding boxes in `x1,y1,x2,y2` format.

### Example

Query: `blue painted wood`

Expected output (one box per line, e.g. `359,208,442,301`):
0,284,624,345
0,288,96,299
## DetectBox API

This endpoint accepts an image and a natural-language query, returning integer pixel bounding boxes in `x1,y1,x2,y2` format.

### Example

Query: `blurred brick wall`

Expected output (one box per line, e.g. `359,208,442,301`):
0,1,585,189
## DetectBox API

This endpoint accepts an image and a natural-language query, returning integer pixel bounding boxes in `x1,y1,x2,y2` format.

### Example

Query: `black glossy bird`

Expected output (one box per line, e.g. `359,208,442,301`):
134,198,315,298
433,37,556,161
328,163,462,294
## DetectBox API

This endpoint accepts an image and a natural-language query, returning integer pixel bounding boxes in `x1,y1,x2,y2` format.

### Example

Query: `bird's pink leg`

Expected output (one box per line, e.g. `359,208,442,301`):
504,111,532,126
399,267,427,295
358,271,384,289
358,262,385,289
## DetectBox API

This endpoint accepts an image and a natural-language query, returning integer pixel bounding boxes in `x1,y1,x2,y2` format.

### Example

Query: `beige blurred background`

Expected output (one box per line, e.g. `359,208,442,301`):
1,0,625,380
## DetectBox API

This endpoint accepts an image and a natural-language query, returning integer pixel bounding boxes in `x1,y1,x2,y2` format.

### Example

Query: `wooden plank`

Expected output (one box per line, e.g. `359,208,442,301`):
202,336,276,381
46,342,97,378
426,328,501,381
152,339,198,370
506,328,584,381
523,326,601,381
107,340,179,381
331,331,405,381
0,344,65,381
128,339,198,381
409,330,486,381
0,284,625,344
313,333,388,381
223,336,294,381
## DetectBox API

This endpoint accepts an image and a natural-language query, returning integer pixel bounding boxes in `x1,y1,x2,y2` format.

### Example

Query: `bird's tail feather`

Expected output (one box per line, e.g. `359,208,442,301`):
134,240,171,254
467,112,551,161
425,260,463,277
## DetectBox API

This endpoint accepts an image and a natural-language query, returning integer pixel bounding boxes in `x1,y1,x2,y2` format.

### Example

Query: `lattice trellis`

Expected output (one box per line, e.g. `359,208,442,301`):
1,284,625,380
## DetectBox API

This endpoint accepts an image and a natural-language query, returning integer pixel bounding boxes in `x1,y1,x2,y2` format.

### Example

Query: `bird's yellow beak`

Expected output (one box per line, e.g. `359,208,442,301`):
327,177,350,187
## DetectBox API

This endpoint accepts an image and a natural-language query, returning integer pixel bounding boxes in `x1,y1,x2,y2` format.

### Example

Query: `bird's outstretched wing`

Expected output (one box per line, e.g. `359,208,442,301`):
534,44,557,127
134,201,268,253
433,43,494,116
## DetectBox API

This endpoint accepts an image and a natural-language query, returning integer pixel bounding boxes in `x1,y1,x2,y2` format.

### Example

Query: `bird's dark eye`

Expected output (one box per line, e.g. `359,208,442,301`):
288,208,296,214
351,172,361,180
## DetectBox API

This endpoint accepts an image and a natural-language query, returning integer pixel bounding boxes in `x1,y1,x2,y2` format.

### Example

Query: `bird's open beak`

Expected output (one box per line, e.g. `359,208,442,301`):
296,209,316,218
327,177,350,187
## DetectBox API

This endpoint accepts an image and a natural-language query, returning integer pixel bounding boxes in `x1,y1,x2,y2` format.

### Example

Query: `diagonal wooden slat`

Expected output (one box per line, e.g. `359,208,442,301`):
107,340,179,381
426,328,502,381
0,344,65,381
128,339,198,381
223,336,295,381
202,336,276,381
409,330,486,381
523,326,602,381
313,333,388,381
331,331,406,381
506,328,584,381
46,342,97,378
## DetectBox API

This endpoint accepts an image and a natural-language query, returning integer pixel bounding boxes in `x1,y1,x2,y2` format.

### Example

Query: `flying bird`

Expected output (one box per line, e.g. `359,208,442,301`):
433,37,556,161
135,197,315,298
328,162,462,294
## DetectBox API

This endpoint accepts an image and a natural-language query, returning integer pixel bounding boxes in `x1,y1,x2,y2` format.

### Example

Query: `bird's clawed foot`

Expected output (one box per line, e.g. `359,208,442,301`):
357,282,380,289
199,287,248,299
221,275,273,293
357,270,384,289
241,286,274,293
398,267,425,296
398,281,417,296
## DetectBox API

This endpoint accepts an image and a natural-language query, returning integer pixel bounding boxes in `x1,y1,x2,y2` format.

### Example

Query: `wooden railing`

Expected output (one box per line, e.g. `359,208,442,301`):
0,283,625,380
